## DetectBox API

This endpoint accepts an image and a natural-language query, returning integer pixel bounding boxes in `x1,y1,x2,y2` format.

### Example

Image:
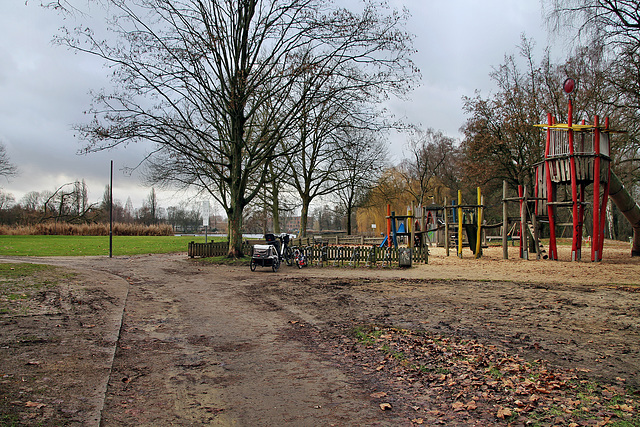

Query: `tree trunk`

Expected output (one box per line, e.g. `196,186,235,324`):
227,120,246,257
300,196,310,238
346,205,353,235
227,205,244,257
271,179,280,233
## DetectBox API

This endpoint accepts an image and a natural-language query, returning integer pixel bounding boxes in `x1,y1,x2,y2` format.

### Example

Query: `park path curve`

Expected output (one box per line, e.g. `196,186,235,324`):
2,253,406,426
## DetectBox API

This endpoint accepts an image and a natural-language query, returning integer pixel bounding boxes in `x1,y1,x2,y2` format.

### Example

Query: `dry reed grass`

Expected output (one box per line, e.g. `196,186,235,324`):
0,222,174,236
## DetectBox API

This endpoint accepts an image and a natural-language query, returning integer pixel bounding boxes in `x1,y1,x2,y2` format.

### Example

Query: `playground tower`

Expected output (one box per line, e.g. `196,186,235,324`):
534,78,623,261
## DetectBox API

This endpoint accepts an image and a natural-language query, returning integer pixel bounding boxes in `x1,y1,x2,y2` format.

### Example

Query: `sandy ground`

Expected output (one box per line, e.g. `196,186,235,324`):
0,240,639,425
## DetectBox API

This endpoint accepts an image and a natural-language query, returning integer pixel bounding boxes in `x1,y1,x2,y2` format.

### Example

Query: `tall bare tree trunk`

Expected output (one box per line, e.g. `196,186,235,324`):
227,205,244,257
300,196,310,238
271,177,280,234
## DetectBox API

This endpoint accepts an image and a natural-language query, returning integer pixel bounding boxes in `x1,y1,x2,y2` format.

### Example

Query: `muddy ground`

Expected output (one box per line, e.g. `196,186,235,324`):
0,242,639,426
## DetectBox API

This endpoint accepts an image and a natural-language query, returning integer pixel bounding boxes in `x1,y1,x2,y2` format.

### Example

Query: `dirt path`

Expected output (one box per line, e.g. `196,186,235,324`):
2,254,409,426
1,244,639,425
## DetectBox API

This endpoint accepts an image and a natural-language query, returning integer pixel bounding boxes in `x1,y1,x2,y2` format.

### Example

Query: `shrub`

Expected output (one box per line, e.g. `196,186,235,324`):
0,222,174,236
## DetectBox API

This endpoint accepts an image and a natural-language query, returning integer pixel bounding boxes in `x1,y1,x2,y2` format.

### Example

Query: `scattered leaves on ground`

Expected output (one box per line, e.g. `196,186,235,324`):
325,324,640,426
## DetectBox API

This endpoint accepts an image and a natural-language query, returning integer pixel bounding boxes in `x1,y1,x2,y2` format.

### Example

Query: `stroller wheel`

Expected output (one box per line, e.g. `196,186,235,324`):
272,259,280,272
250,261,257,271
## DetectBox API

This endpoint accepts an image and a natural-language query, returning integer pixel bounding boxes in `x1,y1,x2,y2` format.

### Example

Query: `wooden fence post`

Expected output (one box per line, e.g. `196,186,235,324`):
444,197,450,257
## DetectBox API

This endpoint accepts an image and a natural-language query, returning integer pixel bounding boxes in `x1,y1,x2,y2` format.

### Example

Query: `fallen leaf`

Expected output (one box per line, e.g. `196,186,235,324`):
411,418,424,424
370,391,387,399
466,401,477,410
25,401,46,409
496,406,512,419
452,401,465,412
379,402,392,411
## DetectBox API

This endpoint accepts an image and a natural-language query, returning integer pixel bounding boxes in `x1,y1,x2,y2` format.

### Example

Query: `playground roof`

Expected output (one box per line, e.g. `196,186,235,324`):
534,123,626,133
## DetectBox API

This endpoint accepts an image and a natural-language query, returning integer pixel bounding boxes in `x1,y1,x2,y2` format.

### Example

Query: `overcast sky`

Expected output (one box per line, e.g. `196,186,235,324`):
0,0,566,210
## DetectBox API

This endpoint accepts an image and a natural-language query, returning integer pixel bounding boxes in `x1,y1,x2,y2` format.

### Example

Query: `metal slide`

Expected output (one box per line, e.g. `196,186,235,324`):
609,172,640,256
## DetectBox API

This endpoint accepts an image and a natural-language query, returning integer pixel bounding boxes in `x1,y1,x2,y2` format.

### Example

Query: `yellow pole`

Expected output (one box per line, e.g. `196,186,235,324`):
475,188,483,258
458,190,463,258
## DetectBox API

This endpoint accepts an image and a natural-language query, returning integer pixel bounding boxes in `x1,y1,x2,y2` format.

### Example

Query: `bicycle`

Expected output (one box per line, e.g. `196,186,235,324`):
279,233,294,266
292,246,308,268
265,233,294,266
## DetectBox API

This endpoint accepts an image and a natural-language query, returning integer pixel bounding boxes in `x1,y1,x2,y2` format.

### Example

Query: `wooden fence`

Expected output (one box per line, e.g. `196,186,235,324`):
299,245,429,267
188,240,428,266
290,235,383,246
188,241,253,258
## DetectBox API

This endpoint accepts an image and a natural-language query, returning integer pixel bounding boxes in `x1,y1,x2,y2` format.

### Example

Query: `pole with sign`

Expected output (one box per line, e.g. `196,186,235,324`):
202,200,210,243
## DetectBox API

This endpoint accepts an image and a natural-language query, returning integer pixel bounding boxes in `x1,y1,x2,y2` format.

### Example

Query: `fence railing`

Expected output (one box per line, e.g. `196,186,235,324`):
188,241,253,258
290,235,383,247
298,245,429,266
188,240,428,266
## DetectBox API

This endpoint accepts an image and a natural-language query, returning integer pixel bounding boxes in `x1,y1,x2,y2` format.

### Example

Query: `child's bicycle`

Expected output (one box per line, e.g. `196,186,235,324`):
292,246,308,268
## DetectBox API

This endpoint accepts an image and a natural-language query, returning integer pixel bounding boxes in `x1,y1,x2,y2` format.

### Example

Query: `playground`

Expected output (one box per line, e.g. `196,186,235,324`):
1,242,639,426
4,92,640,425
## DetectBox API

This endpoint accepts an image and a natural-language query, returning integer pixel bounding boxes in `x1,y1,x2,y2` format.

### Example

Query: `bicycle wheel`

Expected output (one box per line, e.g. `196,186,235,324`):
272,258,280,272
284,246,293,266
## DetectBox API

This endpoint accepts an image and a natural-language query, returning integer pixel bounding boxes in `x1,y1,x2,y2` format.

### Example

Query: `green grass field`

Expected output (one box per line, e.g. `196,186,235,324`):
0,235,225,257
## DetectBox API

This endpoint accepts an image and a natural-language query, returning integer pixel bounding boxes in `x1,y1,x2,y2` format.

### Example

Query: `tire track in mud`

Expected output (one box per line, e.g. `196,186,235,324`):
4,253,639,426
0,257,130,426
65,255,401,426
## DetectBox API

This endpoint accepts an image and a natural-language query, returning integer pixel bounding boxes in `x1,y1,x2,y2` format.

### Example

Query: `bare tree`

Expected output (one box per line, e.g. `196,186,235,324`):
0,142,18,180
20,191,42,212
334,129,388,235
41,182,97,224
546,1,640,137
141,188,159,225
461,37,565,191
546,0,640,47
282,99,348,237
57,0,418,256
399,128,459,206
0,190,15,210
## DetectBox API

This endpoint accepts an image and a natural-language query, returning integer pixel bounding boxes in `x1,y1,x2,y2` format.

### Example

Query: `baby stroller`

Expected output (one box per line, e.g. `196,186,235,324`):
250,244,280,272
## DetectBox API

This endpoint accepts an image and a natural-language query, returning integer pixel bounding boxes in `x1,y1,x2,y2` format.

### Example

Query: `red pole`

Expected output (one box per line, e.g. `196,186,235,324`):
386,204,392,248
592,115,601,261
598,117,611,259
545,113,558,260
568,97,580,261
599,167,610,258
534,167,539,218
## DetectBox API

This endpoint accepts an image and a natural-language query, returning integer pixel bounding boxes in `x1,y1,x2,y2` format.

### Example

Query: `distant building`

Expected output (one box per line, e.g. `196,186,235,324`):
283,216,301,234
211,215,227,233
